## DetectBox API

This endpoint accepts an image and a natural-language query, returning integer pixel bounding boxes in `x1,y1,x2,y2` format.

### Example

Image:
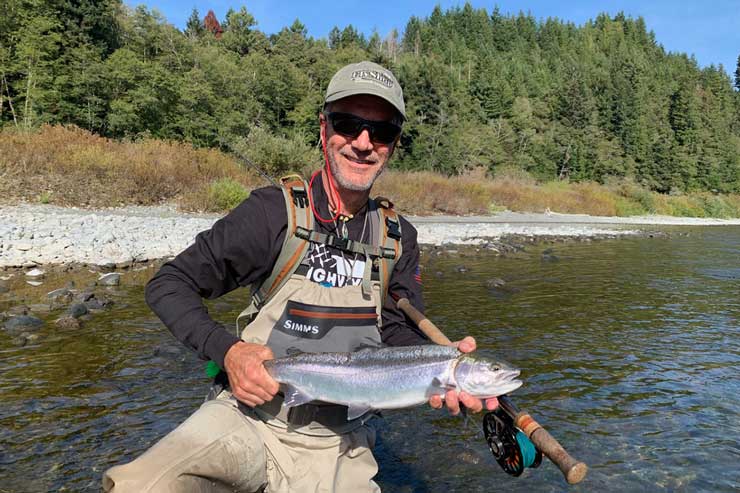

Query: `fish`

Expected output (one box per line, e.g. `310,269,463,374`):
263,344,522,420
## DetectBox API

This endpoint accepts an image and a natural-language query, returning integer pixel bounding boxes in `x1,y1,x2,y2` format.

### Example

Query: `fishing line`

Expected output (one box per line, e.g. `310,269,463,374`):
516,431,537,468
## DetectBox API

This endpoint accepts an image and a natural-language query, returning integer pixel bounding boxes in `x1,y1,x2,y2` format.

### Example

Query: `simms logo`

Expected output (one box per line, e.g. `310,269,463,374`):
283,319,319,335
351,69,394,88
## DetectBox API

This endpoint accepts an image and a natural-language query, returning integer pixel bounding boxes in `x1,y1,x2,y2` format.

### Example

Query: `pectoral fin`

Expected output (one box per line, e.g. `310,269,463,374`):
282,384,314,407
347,404,373,420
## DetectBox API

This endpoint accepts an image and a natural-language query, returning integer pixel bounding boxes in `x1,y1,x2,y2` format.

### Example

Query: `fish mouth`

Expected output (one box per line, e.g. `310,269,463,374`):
490,370,523,396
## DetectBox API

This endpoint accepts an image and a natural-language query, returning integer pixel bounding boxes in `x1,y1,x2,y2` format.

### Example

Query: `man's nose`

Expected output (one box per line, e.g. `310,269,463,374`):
352,128,374,151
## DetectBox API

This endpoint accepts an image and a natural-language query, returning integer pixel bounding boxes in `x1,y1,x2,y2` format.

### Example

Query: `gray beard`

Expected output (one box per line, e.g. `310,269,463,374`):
327,152,384,192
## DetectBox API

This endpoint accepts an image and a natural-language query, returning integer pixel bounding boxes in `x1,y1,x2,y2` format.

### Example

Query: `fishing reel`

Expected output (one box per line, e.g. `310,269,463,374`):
483,408,542,476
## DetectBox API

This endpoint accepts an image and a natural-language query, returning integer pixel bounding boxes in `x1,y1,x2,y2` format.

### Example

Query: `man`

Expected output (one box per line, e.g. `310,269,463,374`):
103,61,496,492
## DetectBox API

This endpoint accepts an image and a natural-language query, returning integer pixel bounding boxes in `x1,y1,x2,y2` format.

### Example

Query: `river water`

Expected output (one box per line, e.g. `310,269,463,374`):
1,227,738,492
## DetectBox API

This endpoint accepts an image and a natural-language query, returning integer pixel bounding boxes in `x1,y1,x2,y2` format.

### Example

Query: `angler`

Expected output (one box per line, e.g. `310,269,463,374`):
103,61,497,492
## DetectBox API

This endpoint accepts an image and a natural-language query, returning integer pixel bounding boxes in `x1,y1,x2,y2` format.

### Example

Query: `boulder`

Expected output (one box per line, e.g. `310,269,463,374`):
98,273,121,286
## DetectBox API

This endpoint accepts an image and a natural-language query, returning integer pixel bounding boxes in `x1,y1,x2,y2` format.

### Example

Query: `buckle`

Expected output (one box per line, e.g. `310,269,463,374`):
295,226,311,240
291,187,308,208
330,235,350,251
381,247,397,259
385,217,401,240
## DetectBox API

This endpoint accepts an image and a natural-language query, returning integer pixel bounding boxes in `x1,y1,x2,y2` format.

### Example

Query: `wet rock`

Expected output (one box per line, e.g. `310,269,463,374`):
27,303,53,313
76,291,95,303
55,315,82,329
25,268,45,278
11,334,28,347
83,293,114,311
8,305,30,316
455,265,469,273
541,253,559,262
435,271,444,278
485,278,507,289
0,283,9,294
67,303,89,319
4,315,44,332
47,288,73,304
26,280,44,287
98,273,121,286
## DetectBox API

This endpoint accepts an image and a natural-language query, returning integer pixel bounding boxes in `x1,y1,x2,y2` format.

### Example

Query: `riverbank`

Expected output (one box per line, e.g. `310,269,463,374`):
4,203,740,269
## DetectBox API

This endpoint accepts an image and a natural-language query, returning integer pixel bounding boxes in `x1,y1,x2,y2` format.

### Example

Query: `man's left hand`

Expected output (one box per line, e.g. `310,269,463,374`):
428,336,500,415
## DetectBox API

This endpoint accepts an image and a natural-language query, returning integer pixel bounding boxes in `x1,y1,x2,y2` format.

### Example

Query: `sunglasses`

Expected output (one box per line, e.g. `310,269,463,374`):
324,112,402,145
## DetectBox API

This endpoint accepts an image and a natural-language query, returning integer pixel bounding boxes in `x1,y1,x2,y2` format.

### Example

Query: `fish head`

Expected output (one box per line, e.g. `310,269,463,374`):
454,355,523,398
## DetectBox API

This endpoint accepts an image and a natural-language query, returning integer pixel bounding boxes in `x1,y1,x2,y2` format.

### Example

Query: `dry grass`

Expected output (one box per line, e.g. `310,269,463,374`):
0,125,261,209
2,126,739,218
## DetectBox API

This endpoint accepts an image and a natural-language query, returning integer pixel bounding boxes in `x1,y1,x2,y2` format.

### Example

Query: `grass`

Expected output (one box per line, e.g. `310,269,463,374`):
2,125,739,218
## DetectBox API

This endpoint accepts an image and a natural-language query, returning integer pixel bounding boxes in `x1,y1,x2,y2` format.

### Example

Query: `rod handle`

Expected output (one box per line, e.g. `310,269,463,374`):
515,411,588,484
396,298,452,346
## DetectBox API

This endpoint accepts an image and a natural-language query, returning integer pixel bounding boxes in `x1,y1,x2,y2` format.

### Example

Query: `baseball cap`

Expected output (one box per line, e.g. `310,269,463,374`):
324,61,406,120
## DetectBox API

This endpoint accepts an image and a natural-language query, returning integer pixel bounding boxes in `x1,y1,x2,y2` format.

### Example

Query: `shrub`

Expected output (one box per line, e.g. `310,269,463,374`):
207,178,250,211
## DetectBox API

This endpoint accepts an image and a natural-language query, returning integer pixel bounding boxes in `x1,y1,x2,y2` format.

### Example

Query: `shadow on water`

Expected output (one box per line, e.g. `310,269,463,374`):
1,226,739,491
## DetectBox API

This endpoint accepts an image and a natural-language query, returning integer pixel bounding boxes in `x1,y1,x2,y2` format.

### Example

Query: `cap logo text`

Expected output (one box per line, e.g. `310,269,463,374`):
351,70,394,88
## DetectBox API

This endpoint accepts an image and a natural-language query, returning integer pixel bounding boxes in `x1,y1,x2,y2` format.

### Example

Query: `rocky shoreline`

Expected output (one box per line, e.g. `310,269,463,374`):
3,203,705,270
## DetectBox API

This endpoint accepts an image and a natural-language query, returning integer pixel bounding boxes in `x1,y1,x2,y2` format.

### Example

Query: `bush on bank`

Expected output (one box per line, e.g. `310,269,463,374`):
1,125,739,218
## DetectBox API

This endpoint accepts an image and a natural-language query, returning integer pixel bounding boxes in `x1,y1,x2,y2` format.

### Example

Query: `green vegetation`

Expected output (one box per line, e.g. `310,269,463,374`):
1,1,739,214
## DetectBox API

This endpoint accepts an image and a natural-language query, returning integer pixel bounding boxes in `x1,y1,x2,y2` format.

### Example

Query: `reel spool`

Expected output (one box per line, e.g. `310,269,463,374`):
483,409,542,476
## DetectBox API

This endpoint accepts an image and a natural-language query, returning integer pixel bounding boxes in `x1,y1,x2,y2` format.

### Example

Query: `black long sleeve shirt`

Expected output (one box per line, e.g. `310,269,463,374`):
145,175,428,369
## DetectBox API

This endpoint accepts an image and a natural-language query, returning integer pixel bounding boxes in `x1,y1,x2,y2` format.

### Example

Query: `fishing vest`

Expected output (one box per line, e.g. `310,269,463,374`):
236,175,402,360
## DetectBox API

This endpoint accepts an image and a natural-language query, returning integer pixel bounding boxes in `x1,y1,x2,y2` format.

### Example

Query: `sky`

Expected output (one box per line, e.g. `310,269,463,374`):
123,0,740,77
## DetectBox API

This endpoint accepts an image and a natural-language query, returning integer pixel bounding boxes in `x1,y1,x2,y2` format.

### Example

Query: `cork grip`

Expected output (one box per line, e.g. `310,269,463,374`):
395,298,588,485
515,411,588,484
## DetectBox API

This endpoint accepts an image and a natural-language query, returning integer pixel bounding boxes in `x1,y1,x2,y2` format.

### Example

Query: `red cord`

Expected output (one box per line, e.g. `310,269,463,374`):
308,136,342,223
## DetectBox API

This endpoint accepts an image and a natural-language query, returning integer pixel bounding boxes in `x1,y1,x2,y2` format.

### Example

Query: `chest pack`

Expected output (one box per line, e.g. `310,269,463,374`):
236,175,402,330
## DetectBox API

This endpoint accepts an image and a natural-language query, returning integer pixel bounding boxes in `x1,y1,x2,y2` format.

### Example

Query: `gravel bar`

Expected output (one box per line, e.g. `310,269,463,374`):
3,204,740,268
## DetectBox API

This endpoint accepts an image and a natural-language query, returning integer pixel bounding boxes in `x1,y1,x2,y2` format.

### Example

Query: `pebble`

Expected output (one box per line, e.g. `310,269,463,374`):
56,315,82,329
67,303,89,319
25,268,45,278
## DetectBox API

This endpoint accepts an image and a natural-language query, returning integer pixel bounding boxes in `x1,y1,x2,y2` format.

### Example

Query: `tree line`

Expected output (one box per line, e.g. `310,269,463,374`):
2,0,740,193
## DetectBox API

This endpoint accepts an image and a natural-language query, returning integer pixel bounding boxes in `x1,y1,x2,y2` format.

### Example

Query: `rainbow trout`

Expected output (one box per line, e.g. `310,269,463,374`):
263,344,522,420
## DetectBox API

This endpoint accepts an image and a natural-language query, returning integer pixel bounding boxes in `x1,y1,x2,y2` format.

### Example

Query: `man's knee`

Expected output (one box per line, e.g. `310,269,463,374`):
103,397,267,492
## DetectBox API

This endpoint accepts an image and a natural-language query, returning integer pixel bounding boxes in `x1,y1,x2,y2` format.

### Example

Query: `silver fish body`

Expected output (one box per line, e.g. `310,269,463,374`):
263,345,522,420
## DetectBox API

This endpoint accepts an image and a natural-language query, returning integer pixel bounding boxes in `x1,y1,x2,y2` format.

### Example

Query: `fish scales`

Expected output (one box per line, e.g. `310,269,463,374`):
263,345,522,419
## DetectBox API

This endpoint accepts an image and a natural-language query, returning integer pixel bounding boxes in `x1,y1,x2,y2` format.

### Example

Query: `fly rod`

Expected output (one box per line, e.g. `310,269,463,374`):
396,297,588,485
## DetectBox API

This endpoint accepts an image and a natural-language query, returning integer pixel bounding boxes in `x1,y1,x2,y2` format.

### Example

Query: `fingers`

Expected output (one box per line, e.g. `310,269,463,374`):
224,342,280,406
429,394,443,409
454,336,477,353
429,391,491,415
485,397,499,411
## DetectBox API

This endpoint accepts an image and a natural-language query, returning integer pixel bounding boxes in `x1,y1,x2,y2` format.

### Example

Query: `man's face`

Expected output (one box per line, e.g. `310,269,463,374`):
320,94,400,192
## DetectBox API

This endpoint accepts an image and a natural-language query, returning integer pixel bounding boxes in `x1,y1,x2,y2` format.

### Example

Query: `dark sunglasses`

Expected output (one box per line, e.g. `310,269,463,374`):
324,112,402,145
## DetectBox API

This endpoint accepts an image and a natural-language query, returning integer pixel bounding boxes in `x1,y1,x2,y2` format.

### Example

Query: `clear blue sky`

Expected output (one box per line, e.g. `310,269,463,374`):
124,0,740,77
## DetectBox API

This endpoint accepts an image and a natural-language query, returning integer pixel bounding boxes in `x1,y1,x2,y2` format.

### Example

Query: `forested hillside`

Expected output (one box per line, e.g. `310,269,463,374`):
2,1,740,193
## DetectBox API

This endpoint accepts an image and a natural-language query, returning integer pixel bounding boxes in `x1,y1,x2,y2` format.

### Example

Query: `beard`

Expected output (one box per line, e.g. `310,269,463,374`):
327,151,386,192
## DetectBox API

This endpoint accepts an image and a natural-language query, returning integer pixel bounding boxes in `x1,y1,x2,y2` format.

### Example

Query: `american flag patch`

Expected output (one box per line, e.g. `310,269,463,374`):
414,265,422,285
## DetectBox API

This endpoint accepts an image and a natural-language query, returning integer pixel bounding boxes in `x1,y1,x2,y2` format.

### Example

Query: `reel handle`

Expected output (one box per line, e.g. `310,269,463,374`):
396,298,588,485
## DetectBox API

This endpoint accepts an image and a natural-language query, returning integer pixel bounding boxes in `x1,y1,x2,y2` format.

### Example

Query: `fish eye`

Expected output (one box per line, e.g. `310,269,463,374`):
491,366,500,371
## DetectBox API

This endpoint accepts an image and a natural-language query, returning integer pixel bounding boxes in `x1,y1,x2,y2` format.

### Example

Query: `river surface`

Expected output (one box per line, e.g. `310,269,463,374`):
1,227,739,492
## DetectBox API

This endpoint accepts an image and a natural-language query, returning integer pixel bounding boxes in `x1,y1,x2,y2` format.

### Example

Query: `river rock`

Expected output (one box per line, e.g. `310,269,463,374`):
55,315,82,329
26,280,44,287
25,268,45,278
98,273,121,286
455,265,469,273
47,288,74,303
67,303,89,319
485,278,507,289
0,282,9,294
4,315,44,332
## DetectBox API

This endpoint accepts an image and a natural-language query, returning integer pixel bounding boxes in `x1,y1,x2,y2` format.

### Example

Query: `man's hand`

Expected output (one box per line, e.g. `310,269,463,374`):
428,336,500,415
224,342,280,407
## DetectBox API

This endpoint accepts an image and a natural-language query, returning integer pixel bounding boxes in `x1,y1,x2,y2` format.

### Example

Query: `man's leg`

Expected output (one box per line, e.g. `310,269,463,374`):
103,394,268,493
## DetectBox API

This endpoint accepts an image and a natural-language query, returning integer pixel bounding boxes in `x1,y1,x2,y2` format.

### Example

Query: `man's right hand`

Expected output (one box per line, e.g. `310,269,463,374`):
223,342,280,407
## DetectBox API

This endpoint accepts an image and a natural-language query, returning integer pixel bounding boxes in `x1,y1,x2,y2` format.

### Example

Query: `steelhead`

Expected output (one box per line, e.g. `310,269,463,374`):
263,344,522,420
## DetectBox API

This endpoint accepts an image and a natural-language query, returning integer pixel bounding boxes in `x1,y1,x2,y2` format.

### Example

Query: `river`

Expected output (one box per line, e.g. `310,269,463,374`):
1,226,738,492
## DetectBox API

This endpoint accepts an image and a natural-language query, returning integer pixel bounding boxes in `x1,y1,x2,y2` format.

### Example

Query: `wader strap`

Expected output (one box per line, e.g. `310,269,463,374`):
375,198,402,305
236,175,313,333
